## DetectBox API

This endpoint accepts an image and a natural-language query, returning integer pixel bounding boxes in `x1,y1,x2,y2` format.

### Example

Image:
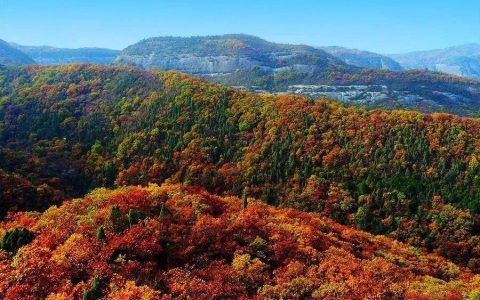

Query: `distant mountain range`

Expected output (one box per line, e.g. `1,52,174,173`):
1,34,480,116
0,39,35,65
11,44,119,65
389,43,480,79
2,36,479,80
320,46,403,71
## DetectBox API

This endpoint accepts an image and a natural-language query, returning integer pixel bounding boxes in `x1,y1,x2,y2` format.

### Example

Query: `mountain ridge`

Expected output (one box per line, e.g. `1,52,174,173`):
390,43,480,79
115,34,351,75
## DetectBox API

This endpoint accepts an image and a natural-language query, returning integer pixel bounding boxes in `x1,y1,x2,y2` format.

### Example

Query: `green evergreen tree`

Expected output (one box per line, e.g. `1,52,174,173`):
159,204,167,219
96,226,106,241
242,186,249,209
0,228,35,252
128,209,146,227
105,205,128,233
83,276,101,300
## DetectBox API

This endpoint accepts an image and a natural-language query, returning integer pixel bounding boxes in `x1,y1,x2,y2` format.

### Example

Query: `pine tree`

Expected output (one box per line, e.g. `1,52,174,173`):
0,228,35,252
83,276,101,300
242,186,249,209
105,205,128,233
128,209,146,227
96,226,106,241
159,204,167,219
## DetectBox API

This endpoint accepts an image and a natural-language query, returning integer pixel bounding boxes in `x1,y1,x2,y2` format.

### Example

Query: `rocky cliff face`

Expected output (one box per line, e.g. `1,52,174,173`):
119,54,259,74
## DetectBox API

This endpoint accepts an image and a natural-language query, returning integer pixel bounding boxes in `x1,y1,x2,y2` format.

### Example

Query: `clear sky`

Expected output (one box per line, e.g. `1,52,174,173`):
0,0,478,53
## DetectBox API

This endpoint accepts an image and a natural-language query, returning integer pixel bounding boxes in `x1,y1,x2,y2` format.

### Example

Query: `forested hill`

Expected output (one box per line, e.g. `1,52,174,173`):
2,64,480,272
114,34,350,74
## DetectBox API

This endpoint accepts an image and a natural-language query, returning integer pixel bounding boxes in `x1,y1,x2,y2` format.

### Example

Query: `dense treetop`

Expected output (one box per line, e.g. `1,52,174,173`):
1,184,479,299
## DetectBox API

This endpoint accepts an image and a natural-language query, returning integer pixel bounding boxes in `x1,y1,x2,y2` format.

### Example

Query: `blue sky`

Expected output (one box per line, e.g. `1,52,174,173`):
0,0,478,53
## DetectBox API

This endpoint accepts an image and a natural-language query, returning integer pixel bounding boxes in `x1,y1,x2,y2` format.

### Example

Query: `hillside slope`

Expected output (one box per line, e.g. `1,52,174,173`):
0,39,35,65
13,44,119,65
321,46,403,71
2,65,480,272
0,184,479,299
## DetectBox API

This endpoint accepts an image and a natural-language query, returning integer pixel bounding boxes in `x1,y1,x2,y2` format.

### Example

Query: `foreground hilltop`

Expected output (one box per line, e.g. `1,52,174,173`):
115,34,480,115
1,184,479,299
2,64,480,276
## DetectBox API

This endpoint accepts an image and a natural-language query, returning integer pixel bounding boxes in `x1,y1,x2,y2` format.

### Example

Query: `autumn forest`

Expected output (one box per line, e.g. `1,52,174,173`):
0,62,479,298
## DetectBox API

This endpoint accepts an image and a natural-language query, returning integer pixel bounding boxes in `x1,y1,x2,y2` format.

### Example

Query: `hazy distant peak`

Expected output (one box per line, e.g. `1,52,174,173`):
390,43,480,79
0,39,35,65
320,46,403,71
11,44,120,65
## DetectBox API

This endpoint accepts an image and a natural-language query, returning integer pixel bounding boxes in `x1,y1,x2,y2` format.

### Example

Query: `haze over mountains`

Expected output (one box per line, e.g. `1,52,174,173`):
13,44,120,65
320,44,480,81
320,46,403,71
390,43,480,80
